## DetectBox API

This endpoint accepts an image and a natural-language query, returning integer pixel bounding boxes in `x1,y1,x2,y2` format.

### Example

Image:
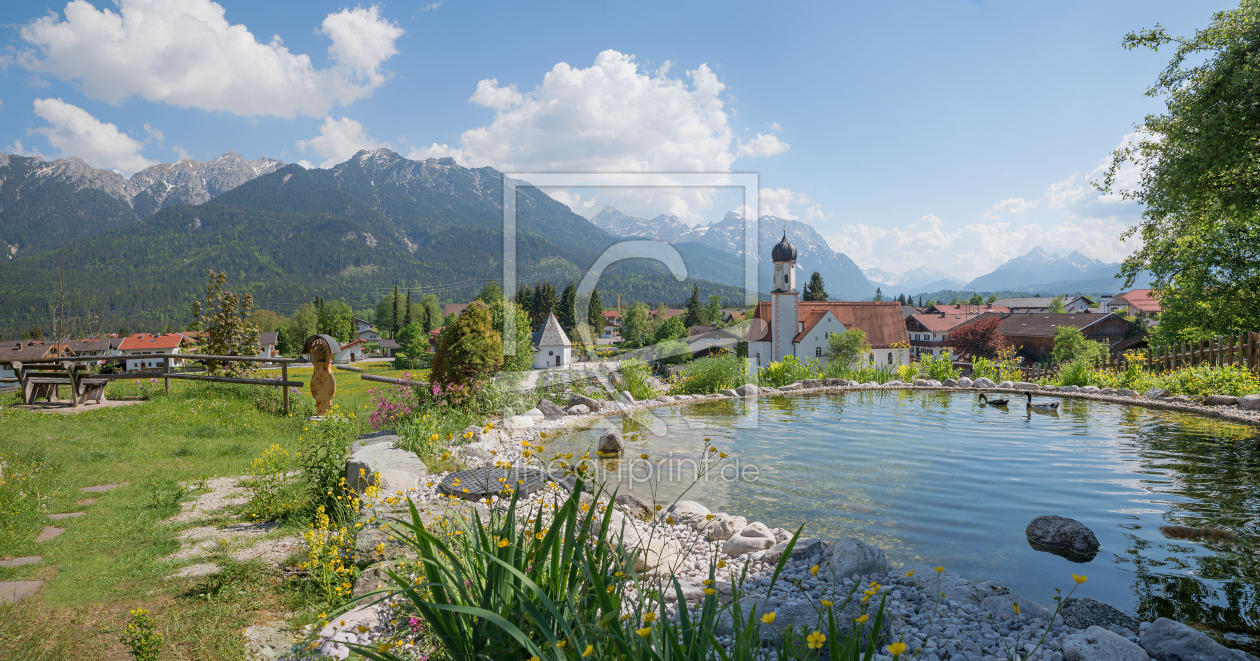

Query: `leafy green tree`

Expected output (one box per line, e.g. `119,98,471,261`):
1051,325,1107,365
250,309,283,333
317,299,355,344
653,314,686,343
422,294,443,333
969,294,984,305
403,289,413,328
395,322,428,358
117,326,130,337
588,290,604,332
375,288,398,337
1047,296,1066,314
1099,4,1260,340
488,297,534,371
408,302,428,335
475,281,504,306
825,328,869,369
682,285,704,327
948,294,960,305
621,301,649,345
874,287,883,302
987,294,998,304
286,303,317,346
190,270,259,377
431,301,503,387
705,295,723,327
803,271,828,301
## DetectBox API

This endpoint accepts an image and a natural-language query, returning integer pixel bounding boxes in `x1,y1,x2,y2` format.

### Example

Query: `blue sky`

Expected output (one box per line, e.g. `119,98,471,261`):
0,0,1230,279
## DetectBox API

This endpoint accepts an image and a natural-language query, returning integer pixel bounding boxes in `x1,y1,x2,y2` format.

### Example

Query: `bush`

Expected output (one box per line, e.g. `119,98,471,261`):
826,328,869,370
1051,326,1107,365
669,352,745,395
757,355,820,387
244,444,299,521
298,410,357,521
392,355,432,370
432,301,504,388
1058,359,1091,387
617,359,656,400
917,352,959,381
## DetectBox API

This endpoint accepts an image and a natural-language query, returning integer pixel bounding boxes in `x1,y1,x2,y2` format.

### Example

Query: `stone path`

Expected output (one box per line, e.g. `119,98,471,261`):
35,526,64,542
79,483,125,493
48,512,85,520
162,476,302,580
0,556,41,568
0,580,43,604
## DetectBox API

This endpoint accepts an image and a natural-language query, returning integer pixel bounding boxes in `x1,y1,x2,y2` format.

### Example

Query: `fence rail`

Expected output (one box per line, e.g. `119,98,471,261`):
1142,331,1260,372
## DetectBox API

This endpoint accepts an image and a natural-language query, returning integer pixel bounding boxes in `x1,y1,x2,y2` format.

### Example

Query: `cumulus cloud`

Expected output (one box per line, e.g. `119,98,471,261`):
142,122,163,144
738,132,790,158
29,98,155,175
439,50,789,222
296,115,389,168
759,187,812,220
18,0,403,118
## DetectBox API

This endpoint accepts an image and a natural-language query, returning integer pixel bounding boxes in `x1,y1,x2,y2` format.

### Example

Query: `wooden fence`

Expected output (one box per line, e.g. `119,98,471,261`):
1,353,303,412
1140,331,1260,372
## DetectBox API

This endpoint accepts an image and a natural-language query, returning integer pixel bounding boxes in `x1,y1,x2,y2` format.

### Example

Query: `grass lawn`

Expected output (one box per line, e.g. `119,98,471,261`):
0,365,419,660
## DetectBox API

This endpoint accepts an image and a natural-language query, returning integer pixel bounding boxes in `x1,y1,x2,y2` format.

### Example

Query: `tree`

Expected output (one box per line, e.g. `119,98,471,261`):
408,301,428,335
968,294,983,305
488,297,534,371
286,303,317,348
705,295,723,327
1099,5,1260,340
421,294,443,333
317,299,355,344
897,294,906,305
431,301,503,387
653,314,686,343
621,301,649,345
948,294,960,305
947,316,1005,359
403,289,413,328
118,326,130,337
191,270,259,377
874,287,883,302
803,271,828,301
391,286,401,337
250,309,283,333
558,282,577,334
587,290,605,333
826,328,869,369
1047,296,1066,314
475,281,503,306
1051,325,1107,365
375,288,399,337
683,285,704,327
987,294,998,304
395,322,428,358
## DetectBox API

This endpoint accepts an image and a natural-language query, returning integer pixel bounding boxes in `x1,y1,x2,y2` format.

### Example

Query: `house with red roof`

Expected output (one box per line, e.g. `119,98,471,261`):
747,233,910,369
1108,289,1162,318
118,333,195,371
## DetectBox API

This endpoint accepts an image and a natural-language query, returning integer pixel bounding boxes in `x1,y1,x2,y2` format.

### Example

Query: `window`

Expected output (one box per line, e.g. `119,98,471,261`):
887,352,893,364
784,274,789,284
816,346,822,357
548,350,554,356
755,352,761,366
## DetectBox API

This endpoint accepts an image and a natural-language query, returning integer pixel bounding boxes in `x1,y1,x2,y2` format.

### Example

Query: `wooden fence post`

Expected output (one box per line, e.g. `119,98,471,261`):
164,355,171,393
1252,332,1259,371
282,361,290,414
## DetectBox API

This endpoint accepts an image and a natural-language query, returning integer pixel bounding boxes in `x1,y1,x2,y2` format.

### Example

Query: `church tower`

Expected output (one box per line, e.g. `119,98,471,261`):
769,231,798,361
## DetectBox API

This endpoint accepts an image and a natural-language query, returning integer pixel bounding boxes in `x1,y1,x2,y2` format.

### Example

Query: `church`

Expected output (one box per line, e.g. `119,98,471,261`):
746,232,911,369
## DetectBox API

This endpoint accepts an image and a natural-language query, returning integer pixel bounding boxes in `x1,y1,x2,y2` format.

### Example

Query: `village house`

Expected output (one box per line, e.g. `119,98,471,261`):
443,303,468,318
0,340,75,379
601,309,621,339
997,312,1133,362
532,312,572,369
355,318,381,341
377,338,400,357
333,338,367,363
256,332,279,358
686,325,741,358
69,337,124,358
1108,289,1162,318
747,233,910,368
119,332,194,371
907,311,1000,360
992,295,1090,314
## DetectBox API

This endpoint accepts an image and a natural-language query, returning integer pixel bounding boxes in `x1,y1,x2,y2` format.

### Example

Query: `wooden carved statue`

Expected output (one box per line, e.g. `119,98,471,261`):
303,334,342,416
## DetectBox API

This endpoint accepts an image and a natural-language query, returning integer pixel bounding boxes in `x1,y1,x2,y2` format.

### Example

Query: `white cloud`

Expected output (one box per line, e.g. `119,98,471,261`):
759,187,811,220
172,144,193,160
29,98,155,175
405,142,471,166
142,122,163,144
297,159,313,169
18,0,403,118
296,115,389,168
440,50,789,222
738,132,790,158
4,139,50,160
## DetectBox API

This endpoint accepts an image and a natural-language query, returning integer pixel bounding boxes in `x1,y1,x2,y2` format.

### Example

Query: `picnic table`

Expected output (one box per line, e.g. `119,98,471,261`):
11,361,108,406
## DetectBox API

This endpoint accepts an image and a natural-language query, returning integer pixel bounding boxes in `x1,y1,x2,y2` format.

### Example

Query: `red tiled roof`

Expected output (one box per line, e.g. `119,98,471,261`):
753,301,909,348
1114,289,1161,314
603,310,620,318
908,310,1000,333
444,303,468,316
119,333,188,351
648,308,684,318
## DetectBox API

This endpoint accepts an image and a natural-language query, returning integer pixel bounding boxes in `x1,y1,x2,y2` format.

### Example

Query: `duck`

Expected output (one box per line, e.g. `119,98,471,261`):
979,394,1009,406
1024,391,1059,410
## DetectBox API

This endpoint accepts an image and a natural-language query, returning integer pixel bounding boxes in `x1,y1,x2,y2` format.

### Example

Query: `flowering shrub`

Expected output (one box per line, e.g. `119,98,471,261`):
757,355,821,387
301,504,359,606
244,444,298,521
298,410,357,521
120,608,163,661
368,383,419,431
669,352,745,395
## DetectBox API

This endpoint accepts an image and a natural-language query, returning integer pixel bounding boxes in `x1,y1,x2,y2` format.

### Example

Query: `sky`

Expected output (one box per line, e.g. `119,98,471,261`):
0,0,1233,280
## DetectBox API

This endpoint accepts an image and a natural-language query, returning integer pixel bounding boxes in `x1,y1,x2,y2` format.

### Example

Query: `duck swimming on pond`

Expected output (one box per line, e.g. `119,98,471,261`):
1024,391,1059,410
979,394,1009,406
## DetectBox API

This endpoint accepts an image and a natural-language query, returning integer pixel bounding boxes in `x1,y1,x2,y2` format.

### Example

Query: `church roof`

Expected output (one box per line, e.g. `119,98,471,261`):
532,313,572,347
751,301,909,348
771,231,798,262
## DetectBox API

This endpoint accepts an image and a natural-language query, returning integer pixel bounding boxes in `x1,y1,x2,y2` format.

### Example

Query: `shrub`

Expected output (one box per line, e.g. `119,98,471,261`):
947,316,1004,359
301,503,360,607
826,328,869,370
392,355,431,370
244,444,298,521
669,352,745,395
617,359,656,400
757,355,820,387
917,352,959,381
120,608,163,661
1058,359,1091,387
1050,326,1107,365
431,301,504,388
1156,364,1260,397
298,410,357,521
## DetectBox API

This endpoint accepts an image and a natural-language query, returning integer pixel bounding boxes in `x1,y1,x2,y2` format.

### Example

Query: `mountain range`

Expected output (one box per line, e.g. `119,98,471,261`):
590,205,876,301
962,247,1149,294
0,150,747,336
861,266,966,295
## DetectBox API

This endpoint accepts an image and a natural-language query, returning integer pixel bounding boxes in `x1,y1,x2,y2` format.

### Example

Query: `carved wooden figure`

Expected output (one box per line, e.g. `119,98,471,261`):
303,334,341,415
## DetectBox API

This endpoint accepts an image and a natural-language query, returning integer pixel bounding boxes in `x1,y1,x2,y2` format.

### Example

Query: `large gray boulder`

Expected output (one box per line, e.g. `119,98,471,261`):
973,377,997,389
1065,626,1150,661
1203,395,1239,406
957,376,974,387
823,378,846,386
700,513,747,541
763,537,823,565
722,522,776,557
720,388,741,396
536,399,567,418
1013,381,1039,390
1239,394,1260,411
735,383,762,397
821,537,889,579
598,429,624,453
1026,515,1100,560
980,593,1052,622
614,493,653,520
801,379,822,389
346,442,427,495
1059,598,1140,631
997,380,1015,389
1145,387,1170,399
566,404,591,415
1140,618,1254,661
619,391,637,405
568,394,603,412
352,561,396,599
1059,385,1081,393
666,500,711,523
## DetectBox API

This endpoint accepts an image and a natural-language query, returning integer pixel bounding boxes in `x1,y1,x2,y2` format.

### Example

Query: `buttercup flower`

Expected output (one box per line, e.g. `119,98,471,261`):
637,627,652,638
1072,574,1088,584
855,614,869,624
761,612,776,624
807,631,826,649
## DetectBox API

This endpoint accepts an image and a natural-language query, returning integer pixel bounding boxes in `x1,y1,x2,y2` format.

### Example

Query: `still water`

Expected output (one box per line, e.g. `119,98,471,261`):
547,391,1260,649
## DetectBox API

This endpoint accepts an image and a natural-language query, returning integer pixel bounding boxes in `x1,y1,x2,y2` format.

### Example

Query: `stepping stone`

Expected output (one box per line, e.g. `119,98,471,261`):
169,563,222,579
36,527,64,542
77,499,96,506
48,512,85,520
439,467,551,502
79,484,123,493
0,580,43,604
0,556,41,568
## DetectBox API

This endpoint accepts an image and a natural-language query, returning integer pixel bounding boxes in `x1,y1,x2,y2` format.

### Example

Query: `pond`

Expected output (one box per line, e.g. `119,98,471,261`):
547,391,1260,651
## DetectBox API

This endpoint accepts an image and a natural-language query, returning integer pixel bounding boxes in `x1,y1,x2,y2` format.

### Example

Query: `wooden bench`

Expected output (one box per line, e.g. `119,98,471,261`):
11,361,108,406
